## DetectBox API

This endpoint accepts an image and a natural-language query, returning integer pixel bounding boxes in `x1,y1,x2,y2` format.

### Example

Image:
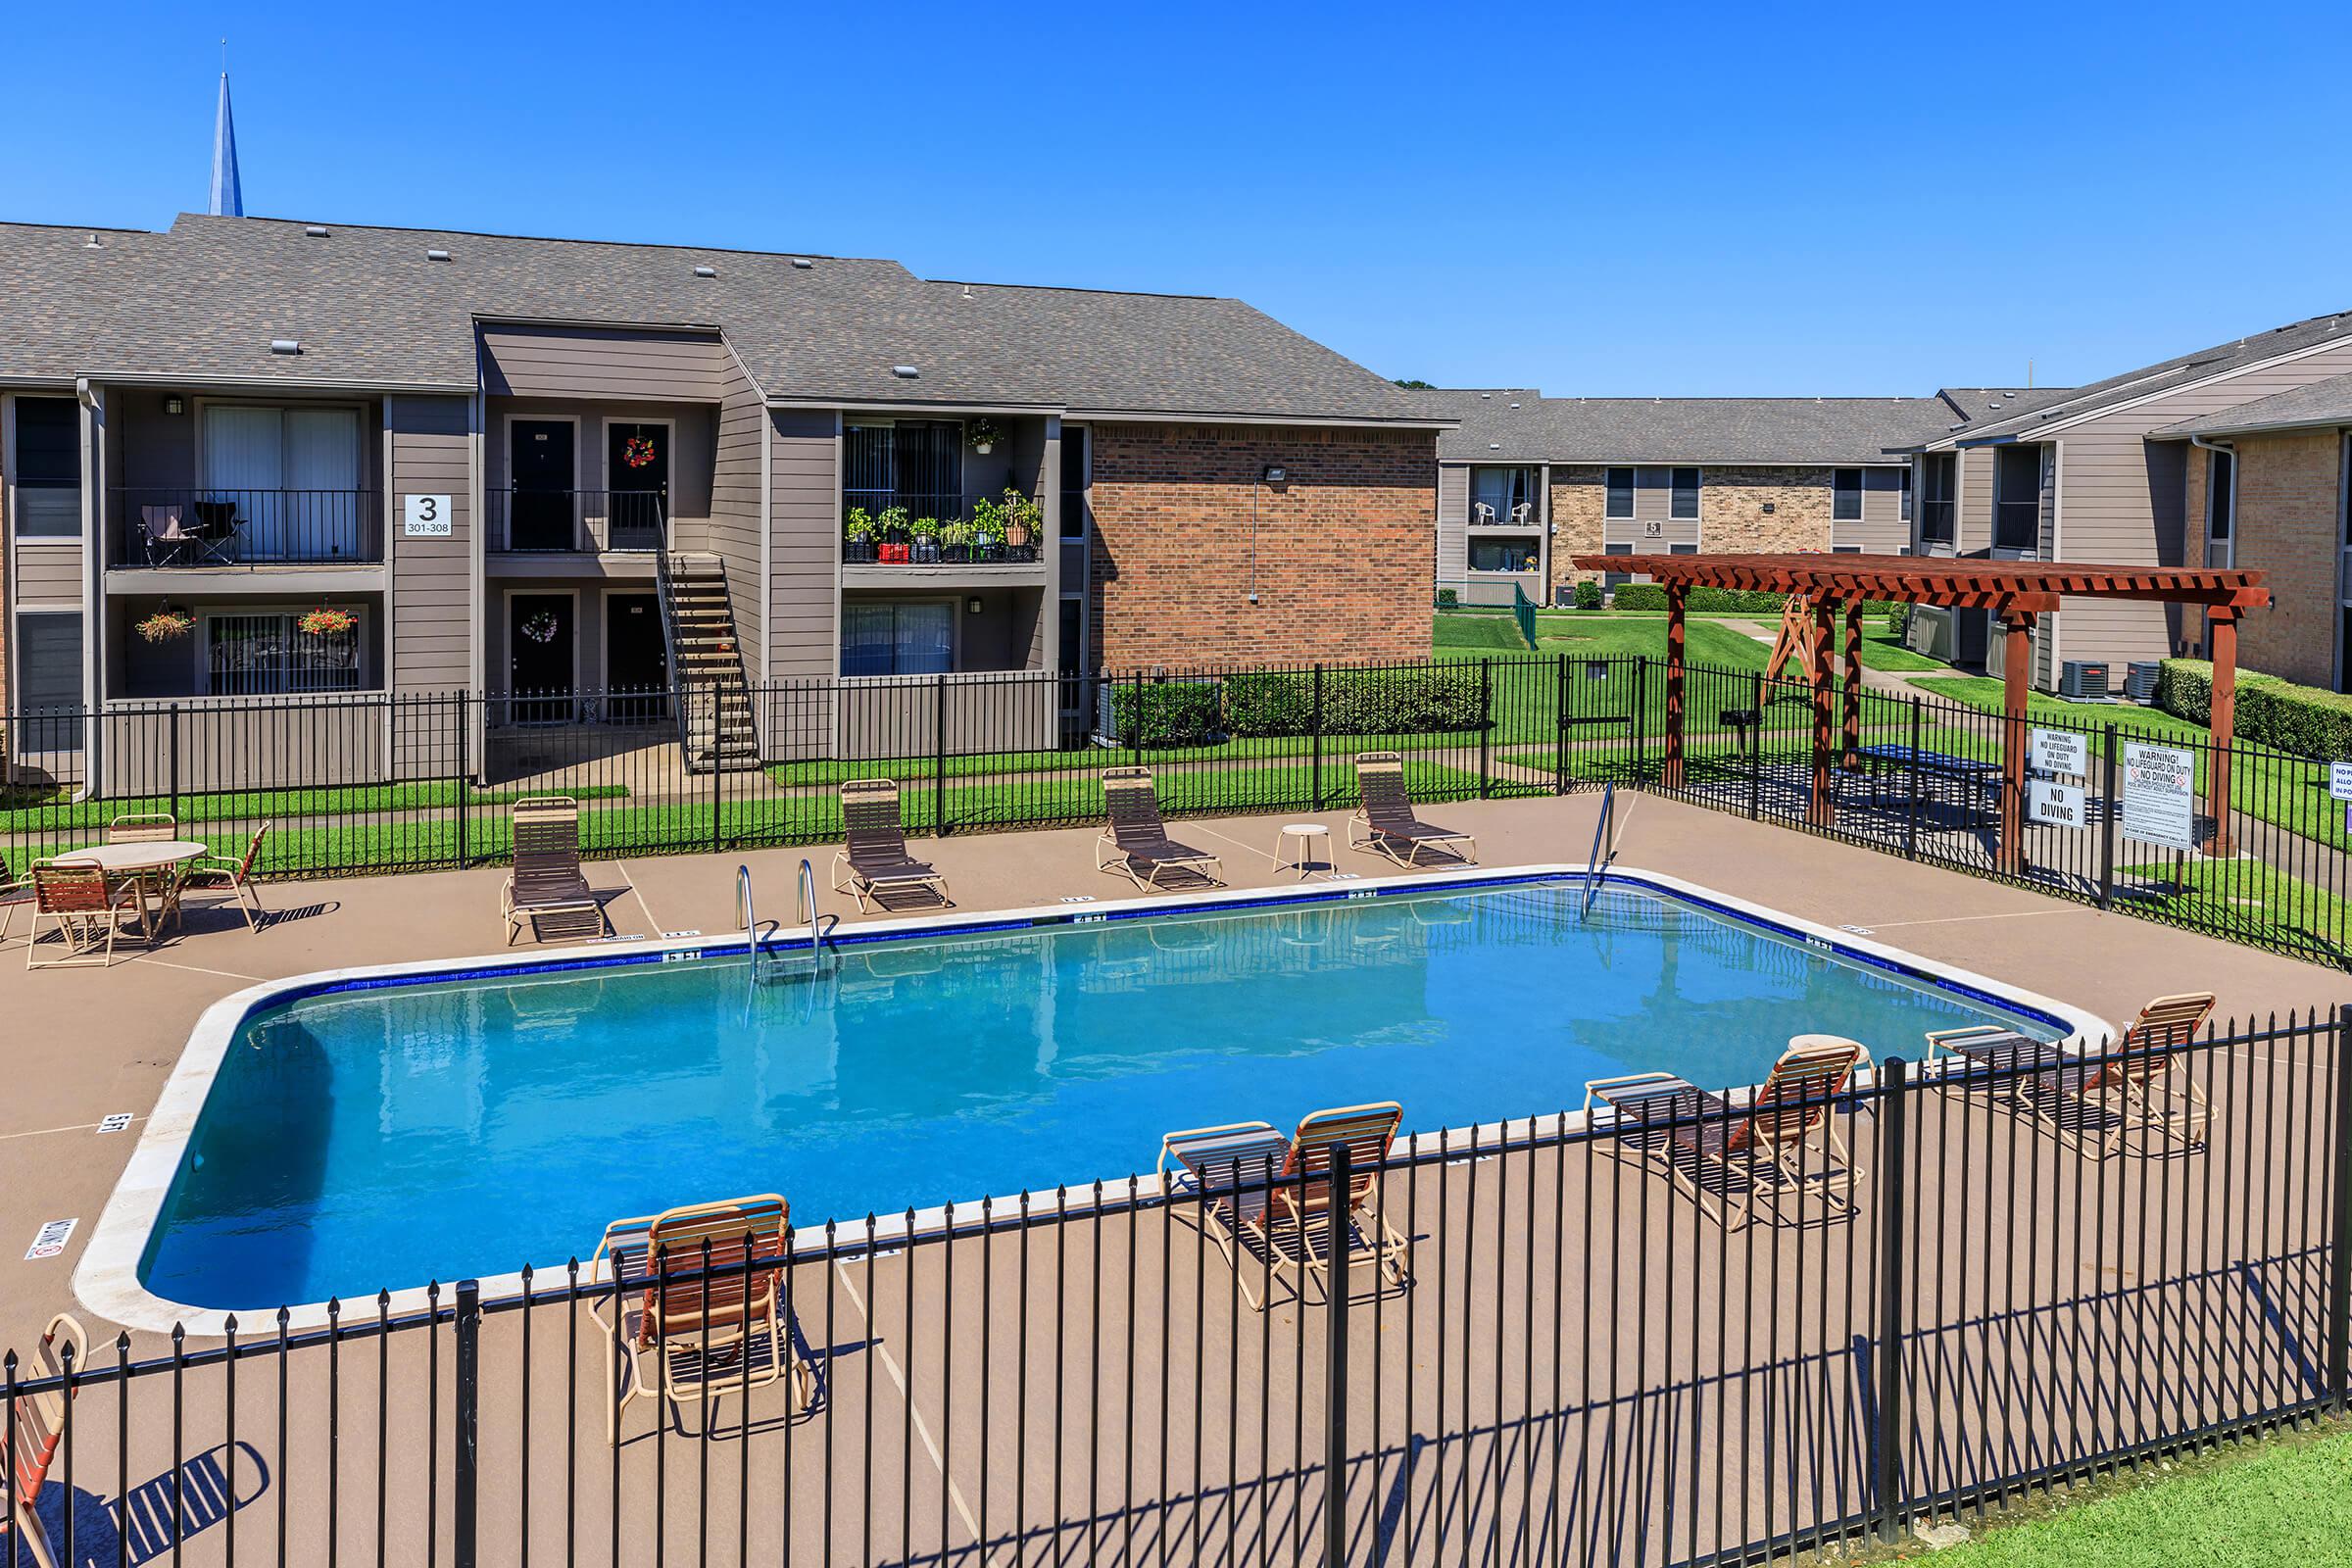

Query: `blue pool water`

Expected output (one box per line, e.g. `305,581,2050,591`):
140,879,2062,1308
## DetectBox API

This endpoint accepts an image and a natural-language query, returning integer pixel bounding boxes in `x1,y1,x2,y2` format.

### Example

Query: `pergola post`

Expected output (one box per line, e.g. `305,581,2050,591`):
1808,598,1837,827
1996,606,2035,875
1840,598,1865,770
1663,583,1687,789
2206,608,2239,856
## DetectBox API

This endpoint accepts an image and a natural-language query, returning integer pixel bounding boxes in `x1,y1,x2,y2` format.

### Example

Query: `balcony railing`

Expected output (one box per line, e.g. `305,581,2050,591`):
487,488,667,553
111,488,381,566
842,492,1043,565
1469,503,1540,528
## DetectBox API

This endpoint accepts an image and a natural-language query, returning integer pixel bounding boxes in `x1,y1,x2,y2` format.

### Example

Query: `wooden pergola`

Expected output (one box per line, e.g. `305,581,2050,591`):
1568,553,2271,870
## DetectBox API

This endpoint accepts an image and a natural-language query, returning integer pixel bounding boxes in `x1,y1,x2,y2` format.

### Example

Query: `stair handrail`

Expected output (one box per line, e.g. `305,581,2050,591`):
652,542,697,760
1581,781,1615,918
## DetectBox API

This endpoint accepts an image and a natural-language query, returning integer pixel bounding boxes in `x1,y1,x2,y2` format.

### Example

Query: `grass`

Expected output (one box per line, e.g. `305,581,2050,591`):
1889,1424,2352,1565
0,780,629,833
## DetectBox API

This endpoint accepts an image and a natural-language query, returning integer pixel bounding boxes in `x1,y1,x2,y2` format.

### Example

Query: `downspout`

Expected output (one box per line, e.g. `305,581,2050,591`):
74,378,100,802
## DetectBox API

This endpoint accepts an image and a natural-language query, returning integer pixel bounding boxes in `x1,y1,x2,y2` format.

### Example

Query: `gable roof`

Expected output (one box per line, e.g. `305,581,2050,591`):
1425,388,1957,466
0,213,1437,424
2154,370,2352,439
1926,309,2352,447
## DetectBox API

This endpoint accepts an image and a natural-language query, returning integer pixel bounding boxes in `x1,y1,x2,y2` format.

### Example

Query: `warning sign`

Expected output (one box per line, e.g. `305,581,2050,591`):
2120,742,2196,853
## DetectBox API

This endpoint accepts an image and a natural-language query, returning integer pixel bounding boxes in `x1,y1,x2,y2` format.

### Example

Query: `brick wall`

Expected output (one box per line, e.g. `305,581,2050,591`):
1552,465,1840,583
1088,422,1436,668
2231,428,2343,687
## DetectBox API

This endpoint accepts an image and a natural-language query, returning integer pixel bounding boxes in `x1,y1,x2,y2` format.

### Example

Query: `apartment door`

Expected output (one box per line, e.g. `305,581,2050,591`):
607,422,669,551
508,593,576,723
604,593,669,721
509,420,576,551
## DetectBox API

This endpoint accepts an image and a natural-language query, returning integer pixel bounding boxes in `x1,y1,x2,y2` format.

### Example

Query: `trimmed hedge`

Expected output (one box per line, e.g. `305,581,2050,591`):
1106,680,1222,746
1574,579,1603,610
1606,583,1905,615
1223,666,1487,738
2157,659,2352,759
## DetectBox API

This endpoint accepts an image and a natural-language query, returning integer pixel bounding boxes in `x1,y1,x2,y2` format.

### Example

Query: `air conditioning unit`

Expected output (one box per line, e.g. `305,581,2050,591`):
2059,661,2111,701
2125,661,2163,703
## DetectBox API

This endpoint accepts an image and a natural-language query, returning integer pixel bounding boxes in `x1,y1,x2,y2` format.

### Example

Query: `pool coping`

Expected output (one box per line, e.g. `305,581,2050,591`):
74,862,2107,1336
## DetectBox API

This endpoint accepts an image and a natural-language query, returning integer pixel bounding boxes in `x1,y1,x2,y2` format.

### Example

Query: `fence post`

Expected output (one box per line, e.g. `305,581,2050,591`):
1873,1056,1911,1543
1324,1143,1351,1568
168,702,181,822
1904,697,1923,860
1554,652,1570,795
1478,660,1493,799
2098,723,2120,908
1632,656,1648,783
1131,669,1145,770
710,685,723,855
453,1278,480,1568
1311,664,1326,811
2328,1006,2352,1410
455,696,470,870
934,672,950,836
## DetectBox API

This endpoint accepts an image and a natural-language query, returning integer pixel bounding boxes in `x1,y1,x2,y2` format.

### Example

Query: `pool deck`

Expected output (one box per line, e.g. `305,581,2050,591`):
0,793,2339,1563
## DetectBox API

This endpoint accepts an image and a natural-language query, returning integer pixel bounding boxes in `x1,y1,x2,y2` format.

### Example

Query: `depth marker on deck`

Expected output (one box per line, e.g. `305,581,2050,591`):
96,1113,134,1134
24,1219,75,1260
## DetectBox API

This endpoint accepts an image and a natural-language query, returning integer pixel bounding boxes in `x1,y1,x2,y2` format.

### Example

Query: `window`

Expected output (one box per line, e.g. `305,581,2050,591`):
1833,468,1863,521
2206,448,2234,544
1602,540,1635,589
1668,542,1698,556
1469,466,1540,527
1468,537,1540,573
1604,467,1635,519
1832,545,1862,555
1058,426,1088,538
204,611,364,696
203,405,366,559
1669,467,1700,520
12,396,81,537
844,421,964,522
1920,454,1956,544
1899,467,1913,523
841,600,955,677
1993,445,2041,552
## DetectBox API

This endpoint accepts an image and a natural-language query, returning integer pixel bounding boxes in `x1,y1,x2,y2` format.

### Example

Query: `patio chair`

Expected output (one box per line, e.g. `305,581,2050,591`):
141,505,195,566
1584,1035,1869,1231
0,1314,88,1568
1096,767,1224,890
188,499,241,563
830,779,951,912
0,854,29,944
1159,1102,1411,1309
1926,991,2217,1155
1349,752,1477,867
591,1195,815,1444
24,861,145,969
502,796,608,945
106,812,178,844
178,821,270,931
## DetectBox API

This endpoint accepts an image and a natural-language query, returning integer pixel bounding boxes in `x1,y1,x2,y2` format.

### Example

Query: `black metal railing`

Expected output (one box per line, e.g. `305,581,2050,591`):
487,488,668,553
0,1013,2342,1566
109,488,381,566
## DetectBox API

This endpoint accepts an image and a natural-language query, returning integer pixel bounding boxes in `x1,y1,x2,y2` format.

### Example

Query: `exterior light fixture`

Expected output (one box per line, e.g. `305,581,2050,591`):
163,395,186,416
966,597,982,614
1262,466,1286,484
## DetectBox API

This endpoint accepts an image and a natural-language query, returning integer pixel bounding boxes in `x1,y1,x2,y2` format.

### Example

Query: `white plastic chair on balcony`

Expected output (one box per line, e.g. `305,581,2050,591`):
1509,502,1535,527
1471,502,1496,526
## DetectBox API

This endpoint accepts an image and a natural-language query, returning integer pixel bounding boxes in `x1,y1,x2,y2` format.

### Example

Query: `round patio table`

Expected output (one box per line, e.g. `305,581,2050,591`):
55,841,209,937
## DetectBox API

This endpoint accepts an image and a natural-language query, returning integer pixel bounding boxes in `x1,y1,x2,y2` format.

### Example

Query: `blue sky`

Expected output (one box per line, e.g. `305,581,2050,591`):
10,1,2346,397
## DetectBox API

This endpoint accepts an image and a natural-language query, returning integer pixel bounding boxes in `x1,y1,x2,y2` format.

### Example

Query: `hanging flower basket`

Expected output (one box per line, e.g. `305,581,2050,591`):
621,435,658,469
298,607,358,638
136,608,194,644
966,417,1004,456
518,610,561,645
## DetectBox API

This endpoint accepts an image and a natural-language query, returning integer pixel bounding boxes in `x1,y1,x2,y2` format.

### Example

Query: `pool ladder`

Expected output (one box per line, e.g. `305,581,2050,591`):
1581,782,1614,919
737,860,828,983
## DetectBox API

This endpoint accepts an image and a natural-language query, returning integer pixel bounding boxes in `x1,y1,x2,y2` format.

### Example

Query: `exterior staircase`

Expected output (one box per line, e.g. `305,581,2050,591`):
658,552,760,774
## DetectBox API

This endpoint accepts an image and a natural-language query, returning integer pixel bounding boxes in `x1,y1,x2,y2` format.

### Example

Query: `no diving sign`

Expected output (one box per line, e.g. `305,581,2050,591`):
2121,741,2196,853
2029,779,2086,828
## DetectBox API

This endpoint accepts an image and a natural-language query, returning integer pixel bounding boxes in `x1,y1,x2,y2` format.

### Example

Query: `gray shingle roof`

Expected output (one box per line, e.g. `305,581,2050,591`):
0,214,1434,422
2153,370,2352,439
1930,310,2352,446
1425,388,1957,466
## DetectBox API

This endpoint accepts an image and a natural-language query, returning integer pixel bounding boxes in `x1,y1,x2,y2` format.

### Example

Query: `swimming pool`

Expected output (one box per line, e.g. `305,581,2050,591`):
83,867,2090,1326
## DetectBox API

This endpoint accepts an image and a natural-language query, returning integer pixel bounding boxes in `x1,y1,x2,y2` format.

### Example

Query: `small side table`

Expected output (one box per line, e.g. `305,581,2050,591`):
1273,822,1330,879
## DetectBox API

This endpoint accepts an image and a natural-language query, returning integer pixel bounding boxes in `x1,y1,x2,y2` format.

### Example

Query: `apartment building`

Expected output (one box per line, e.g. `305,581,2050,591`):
0,214,1445,790
1904,311,2352,687
1426,390,1961,605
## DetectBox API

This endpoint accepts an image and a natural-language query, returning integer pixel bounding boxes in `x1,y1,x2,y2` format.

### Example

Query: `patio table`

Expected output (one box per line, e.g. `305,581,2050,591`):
55,840,209,937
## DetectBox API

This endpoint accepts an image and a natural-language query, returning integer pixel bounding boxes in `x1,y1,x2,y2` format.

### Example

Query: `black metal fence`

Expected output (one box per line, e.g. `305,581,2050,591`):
4,652,2350,965
10,1013,2346,1566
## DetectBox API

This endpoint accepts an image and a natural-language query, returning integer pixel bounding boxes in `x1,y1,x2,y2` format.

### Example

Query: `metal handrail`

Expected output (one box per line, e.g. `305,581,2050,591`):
1582,781,1615,918
737,863,758,960
797,858,820,966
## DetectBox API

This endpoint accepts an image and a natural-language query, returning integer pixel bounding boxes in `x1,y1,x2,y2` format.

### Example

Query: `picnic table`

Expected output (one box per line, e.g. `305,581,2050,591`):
1855,745,2007,826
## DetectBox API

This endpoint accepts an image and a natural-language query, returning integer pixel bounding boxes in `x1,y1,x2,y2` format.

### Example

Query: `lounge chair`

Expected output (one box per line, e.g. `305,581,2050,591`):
24,862,144,969
179,821,270,931
106,812,178,844
1097,767,1224,890
1159,1102,1411,1309
1926,991,2217,1155
830,779,951,911
0,1314,88,1568
1349,752,1477,867
502,796,608,945
591,1195,815,1443
1585,1035,1869,1230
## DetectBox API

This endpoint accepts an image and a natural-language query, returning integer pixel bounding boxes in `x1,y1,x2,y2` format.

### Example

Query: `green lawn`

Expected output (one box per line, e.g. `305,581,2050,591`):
0,779,629,834
1909,1426,2352,1565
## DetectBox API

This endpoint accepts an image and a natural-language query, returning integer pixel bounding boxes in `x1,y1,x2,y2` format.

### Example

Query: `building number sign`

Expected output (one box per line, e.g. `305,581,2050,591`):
403,494,454,537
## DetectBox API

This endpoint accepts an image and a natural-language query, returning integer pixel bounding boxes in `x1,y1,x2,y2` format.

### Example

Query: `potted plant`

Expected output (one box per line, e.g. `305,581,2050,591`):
969,496,1004,564
1002,487,1043,561
844,506,877,564
298,605,358,638
136,605,193,643
940,517,975,562
877,506,911,564
966,417,1004,456
909,515,942,564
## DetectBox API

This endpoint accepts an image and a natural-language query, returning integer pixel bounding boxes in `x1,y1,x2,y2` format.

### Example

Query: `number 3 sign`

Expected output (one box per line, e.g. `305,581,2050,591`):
403,494,454,537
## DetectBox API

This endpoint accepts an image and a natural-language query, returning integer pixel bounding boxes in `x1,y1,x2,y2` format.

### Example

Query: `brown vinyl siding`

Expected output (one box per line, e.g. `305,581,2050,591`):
1832,468,1909,554
477,325,728,402
387,395,474,692
1956,448,1994,555
707,348,766,670
10,545,82,606
767,408,837,680
1434,465,1470,580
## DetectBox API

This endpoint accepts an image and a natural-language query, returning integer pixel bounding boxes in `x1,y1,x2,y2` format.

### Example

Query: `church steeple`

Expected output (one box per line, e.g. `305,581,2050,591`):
210,49,243,217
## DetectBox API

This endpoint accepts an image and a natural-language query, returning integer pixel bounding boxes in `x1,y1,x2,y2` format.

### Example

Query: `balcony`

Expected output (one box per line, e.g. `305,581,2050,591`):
842,492,1047,585
487,488,668,555
1469,503,1540,529
111,488,381,567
